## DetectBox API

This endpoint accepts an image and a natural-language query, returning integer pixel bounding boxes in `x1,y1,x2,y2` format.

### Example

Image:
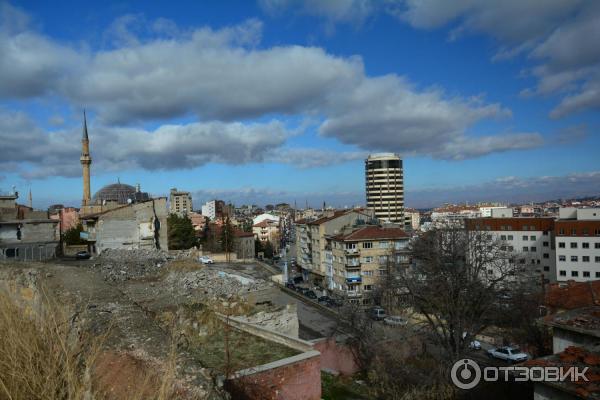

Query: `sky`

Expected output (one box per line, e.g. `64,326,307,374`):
1,0,599,209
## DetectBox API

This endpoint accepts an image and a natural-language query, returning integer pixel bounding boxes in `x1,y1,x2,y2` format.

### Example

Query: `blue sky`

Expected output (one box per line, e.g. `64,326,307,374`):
1,0,599,208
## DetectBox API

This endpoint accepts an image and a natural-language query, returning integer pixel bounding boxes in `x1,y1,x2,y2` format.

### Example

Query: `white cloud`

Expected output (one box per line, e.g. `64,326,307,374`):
0,4,542,164
394,0,600,117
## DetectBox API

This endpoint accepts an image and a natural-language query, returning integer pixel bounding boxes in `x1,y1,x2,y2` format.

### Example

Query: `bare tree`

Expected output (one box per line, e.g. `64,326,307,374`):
398,223,521,363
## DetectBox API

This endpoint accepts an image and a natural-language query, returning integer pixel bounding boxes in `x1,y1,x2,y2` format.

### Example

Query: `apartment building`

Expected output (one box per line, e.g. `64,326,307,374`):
169,188,192,215
252,219,280,252
404,208,420,231
295,209,375,285
328,226,410,304
365,153,404,223
468,217,556,283
555,208,600,282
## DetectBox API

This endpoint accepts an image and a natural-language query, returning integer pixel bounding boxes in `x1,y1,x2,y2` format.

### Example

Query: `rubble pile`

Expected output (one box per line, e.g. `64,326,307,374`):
93,248,172,282
165,269,273,299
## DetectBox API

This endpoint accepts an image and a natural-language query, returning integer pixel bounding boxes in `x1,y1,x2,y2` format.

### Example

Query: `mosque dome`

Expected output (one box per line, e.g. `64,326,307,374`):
92,183,147,205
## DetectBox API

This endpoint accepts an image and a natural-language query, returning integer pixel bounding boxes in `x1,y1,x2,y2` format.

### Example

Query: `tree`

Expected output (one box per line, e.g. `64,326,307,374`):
399,223,521,363
220,216,235,253
263,240,274,259
254,238,263,257
63,223,86,245
167,214,197,250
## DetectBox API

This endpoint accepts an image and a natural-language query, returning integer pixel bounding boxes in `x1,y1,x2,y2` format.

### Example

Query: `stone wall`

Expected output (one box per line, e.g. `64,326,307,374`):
235,304,299,338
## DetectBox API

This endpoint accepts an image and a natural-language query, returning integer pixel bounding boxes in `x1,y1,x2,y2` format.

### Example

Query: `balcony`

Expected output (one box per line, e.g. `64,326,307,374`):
345,260,360,268
346,291,362,297
346,275,362,284
344,248,359,255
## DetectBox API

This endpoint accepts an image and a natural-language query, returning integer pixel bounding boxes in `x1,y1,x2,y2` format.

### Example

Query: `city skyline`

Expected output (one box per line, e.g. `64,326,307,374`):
1,1,599,209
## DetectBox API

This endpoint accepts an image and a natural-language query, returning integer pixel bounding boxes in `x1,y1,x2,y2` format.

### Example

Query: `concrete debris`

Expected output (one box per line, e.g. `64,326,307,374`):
164,269,273,299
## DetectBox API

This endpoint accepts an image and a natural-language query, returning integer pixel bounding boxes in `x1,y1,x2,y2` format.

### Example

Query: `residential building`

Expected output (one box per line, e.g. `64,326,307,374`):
201,200,216,220
169,188,192,215
253,219,280,252
468,217,556,283
253,213,280,225
296,209,376,285
80,198,169,255
233,230,255,260
365,153,404,223
430,205,481,226
555,207,600,282
328,226,410,304
531,307,600,399
0,191,60,261
403,208,420,231
479,205,507,217
491,207,514,218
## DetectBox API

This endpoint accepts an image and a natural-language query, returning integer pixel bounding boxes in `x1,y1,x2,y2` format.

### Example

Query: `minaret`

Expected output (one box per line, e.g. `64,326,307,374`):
80,111,92,207
28,189,32,208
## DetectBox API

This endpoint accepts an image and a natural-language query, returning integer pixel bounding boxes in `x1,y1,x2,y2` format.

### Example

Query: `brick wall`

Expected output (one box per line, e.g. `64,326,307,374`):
225,352,321,400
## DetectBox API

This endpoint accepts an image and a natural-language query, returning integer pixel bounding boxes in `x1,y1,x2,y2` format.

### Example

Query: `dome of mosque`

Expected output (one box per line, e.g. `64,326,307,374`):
92,183,147,205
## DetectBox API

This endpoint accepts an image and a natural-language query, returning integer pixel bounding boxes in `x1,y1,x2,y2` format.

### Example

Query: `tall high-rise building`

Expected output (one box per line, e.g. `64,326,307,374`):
80,111,92,207
365,153,404,223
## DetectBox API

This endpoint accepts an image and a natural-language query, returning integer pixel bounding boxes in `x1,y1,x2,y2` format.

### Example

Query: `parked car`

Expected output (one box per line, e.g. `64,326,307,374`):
317,295,331,305
305,290,317,300
383,316,408,326
469,340,482,350
298,287,310,295
292,276,303,284
285,282,296,290
199,256,214,264
370,307,387,321
75,251,91,260
487,346,528,363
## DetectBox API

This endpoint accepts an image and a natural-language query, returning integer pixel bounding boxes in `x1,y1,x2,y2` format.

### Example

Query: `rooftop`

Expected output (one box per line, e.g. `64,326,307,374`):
544,307,600,339
332,225,408,241
545,281,600,312
523,346,600,399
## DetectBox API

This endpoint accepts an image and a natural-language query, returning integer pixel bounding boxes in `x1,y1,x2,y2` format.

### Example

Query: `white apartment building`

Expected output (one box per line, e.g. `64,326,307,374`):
201,200,216,220
469,217,556,283
480,206,508,218
555,208,600,282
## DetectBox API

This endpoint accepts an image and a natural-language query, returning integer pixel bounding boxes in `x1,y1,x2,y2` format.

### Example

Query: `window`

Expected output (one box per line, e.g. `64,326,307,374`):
523,246,529,252
363,285,373,291
522,235,528,241
559,228,565,235
596,228,600,235
378,255,388,264
596,243,600,249
530,235,536,241
543,266,550,272
583,228,589,236
362,242,373,249
363,256,373,263
543,230,549,236
572,271,579,277
530,246,537,252
596,256,600,263
508,235,514,240
543,253,549,259
379,241,389,249
559,270,566,276
583,256,590,262
508,246,514,252
597,272,600,278
571,256,578,262
571,228,577,235
584,271,590,277
530,226,536,231
500,235,507,240
543,241,549,247
523,226,529,231
559,242,565,248
571,242,578,249
362,270,374,276
583,242,590,249
559,255,566,261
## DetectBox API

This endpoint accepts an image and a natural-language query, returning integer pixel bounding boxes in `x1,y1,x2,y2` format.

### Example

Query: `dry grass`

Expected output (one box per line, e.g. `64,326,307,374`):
0,290,184,400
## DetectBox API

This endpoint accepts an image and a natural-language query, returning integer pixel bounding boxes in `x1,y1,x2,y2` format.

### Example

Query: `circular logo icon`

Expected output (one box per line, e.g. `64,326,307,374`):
451,358,481,390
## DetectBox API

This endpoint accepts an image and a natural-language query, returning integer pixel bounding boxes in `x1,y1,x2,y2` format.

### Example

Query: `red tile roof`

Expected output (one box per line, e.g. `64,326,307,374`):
253,219,277,228
545,281,600,312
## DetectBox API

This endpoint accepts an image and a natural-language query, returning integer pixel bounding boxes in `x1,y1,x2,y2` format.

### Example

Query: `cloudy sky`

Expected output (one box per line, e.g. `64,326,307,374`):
1,0,599,208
